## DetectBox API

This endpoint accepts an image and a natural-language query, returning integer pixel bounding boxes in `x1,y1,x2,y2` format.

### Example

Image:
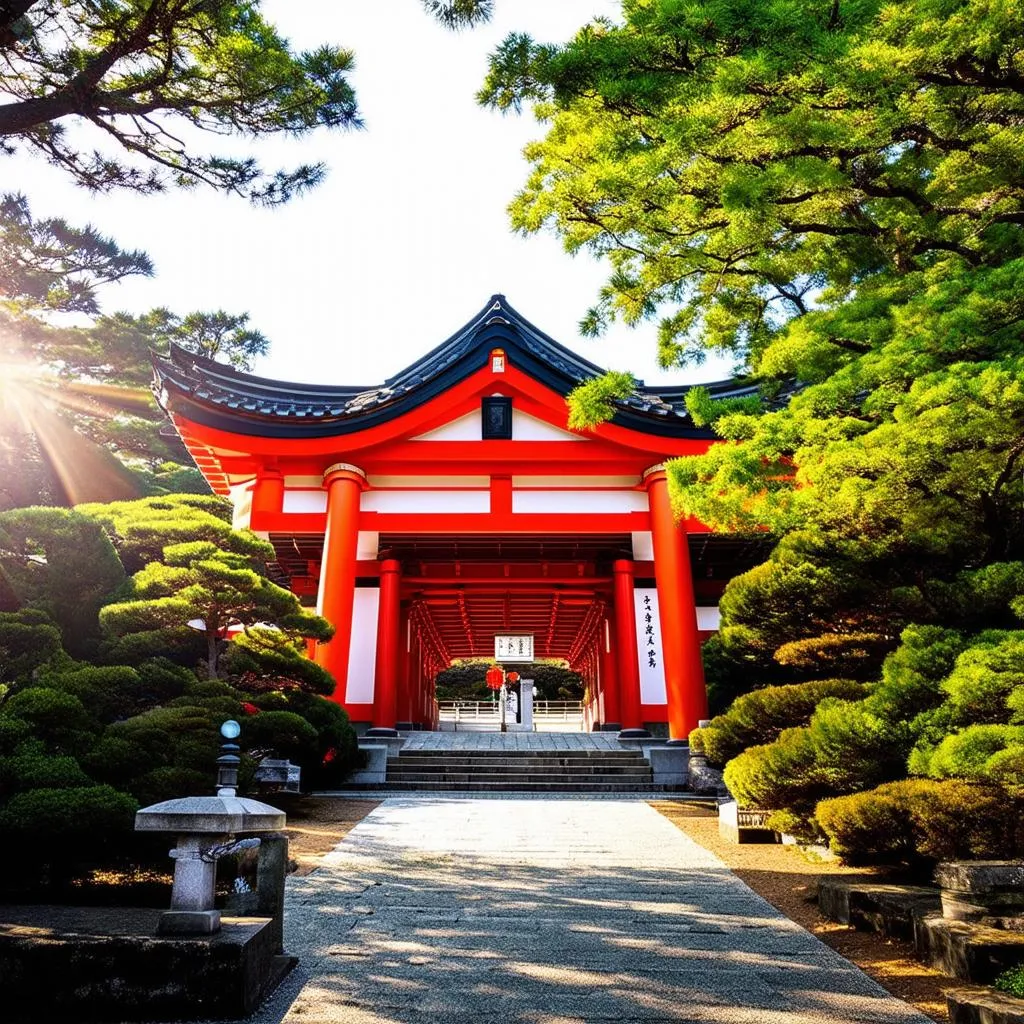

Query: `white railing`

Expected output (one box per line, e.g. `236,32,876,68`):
533,700,584,722
437,700,501,723
436,699,584,730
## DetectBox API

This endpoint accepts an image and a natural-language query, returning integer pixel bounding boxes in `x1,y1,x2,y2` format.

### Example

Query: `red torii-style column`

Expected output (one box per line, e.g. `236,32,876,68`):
643,464,708,741
613,559,647,737
368,558,402,736
314,463,366,706
600,612,621,731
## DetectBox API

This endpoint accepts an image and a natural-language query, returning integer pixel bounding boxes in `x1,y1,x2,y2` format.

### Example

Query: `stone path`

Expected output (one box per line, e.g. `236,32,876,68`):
239,799,932,1024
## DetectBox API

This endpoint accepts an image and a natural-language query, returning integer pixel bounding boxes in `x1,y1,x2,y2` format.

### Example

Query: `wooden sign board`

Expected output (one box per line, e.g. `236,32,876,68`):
494,634,534,662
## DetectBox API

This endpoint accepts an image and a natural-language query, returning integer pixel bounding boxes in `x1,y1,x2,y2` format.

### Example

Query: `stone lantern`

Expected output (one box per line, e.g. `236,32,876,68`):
135,720,286,935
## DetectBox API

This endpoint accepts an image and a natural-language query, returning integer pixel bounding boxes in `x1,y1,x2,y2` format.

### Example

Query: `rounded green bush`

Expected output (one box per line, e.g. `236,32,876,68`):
2,687,98,755
0,784,139,881
817,779,1022,863
0,750,91,795
691,678,869,766
915,725,1024,780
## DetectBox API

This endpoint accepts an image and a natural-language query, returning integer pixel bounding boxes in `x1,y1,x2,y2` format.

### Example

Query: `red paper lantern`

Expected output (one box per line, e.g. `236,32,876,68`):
505,671,520,684
485,667,504,690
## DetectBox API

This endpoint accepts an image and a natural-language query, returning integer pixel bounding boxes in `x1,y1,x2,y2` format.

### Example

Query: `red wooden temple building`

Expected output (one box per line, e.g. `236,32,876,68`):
154,297,762,741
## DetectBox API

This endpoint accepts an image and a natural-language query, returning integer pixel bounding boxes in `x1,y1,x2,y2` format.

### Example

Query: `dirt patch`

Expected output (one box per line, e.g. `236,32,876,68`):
283,797,379,876
651,801,951,1023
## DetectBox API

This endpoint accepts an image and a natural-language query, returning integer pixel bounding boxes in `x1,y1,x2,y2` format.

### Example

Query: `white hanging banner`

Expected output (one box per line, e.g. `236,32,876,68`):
634,588,667,704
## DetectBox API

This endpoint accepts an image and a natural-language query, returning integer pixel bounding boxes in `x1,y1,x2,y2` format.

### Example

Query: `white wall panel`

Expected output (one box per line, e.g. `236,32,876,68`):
282,490,328,513
346,587,379,704
631,531,655,561
411,411,479,441
514,475,638,487
362,490,489,513
512,409,584,441
367,475,490,488
357,531,379,560
512,490,648,514
229,482,253,530
697,606,722,631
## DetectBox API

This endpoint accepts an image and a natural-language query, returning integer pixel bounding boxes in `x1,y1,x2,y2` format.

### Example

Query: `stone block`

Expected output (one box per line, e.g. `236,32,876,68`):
916,914,1024,983
817,877,852,924
947,987,1024,1024
937,862,1024,921
349,743,388,784
649,745,689,789
817,878,941,941
688,753,729,796
0,906,294,1022
157,910,220,935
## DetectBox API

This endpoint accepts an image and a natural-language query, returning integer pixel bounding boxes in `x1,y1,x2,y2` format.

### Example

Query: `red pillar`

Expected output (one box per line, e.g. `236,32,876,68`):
251,467,283,521
370,558,401,733
613,559,645,733
314,463,365,706
600,612,621,729
396,605,412,727
644,465,707,740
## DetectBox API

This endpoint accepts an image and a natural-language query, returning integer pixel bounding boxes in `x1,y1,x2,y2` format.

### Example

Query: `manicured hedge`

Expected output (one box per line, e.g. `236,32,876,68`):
816,779,1023,863
690,678,869,765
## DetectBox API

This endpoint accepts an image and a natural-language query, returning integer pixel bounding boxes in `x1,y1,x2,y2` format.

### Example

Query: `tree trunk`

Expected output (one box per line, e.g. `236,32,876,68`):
207,634,219,680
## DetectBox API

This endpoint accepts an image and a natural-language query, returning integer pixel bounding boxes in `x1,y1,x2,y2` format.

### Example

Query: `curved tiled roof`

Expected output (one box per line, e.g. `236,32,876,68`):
152,295,760,439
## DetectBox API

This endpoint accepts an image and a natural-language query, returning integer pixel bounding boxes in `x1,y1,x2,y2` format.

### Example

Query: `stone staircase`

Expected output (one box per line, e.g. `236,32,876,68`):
382,747,654,793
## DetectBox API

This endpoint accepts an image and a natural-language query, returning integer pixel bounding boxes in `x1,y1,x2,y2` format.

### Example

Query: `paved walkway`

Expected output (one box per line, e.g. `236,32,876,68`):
243,799,931,1024
401,731,627,751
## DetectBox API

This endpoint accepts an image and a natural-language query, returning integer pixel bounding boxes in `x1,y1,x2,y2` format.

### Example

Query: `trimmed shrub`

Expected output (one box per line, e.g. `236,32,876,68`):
2,687,98,755
691,678,869,766
724,700,906,811
0,716,31,754
724,727,819,810
242,710,319,763
0,750,91,796
985,746,1024,789
0,784,139,884
131,766,209,807
910,725,1024,780
941,632,1024,726
816,779,1023,864
252,689,359,787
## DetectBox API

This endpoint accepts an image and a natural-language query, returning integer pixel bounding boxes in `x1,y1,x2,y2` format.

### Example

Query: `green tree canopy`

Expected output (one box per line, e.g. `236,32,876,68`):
0,0,360,205
0,506,125,654
479,0,1024,693
99,537,333,681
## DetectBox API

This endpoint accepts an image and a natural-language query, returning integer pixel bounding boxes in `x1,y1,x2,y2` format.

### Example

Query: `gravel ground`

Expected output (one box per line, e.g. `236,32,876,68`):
282,798,380,876
651,802,951,1023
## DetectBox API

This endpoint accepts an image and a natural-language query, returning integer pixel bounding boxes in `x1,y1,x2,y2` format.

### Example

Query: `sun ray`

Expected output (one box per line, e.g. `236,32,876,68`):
0,355,144,506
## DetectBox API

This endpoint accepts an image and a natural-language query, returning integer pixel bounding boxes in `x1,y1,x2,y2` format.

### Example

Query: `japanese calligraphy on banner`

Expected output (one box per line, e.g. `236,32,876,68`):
633,588,667,704
494,634,534,662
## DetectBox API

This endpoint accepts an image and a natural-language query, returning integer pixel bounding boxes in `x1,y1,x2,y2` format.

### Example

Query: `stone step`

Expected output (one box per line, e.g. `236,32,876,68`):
386,772,653,784
378,781,661,792
388,757,649,771
392,748,643,759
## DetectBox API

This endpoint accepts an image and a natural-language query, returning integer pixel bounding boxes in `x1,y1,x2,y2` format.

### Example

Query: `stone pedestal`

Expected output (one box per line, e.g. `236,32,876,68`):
349,743,388,785
649,746,689,789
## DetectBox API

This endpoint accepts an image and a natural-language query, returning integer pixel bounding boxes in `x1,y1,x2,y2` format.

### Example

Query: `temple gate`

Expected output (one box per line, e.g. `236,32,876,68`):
154,296,763,740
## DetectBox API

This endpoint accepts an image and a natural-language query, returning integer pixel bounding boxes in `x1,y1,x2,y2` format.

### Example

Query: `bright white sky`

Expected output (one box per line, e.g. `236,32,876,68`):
13,1,734,389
